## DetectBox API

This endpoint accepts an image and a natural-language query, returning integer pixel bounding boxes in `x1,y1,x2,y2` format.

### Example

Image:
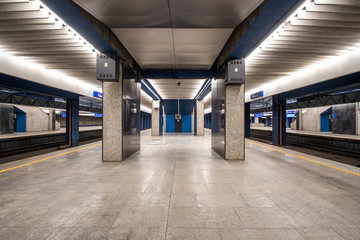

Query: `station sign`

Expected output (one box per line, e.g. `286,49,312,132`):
254,113,264,118
93,91,103,99
250,91,263,99
95,113,103,118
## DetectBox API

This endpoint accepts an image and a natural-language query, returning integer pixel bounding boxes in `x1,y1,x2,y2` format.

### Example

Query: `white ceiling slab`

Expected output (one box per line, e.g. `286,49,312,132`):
245,0,360,95
0,0,101,90
113,28,233,69
74,0,263,70
149,79,206,99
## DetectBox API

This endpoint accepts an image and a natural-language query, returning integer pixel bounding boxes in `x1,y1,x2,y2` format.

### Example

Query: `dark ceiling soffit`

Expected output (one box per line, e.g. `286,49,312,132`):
141,79,162,100
194,79,211,101
0,73,78,99
213,0,269,70
70,0,142,77
142,69,214,79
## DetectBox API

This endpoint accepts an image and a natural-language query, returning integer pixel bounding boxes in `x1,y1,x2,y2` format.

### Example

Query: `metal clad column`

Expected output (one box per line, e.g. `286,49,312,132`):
102,72,123,162
196,100,204,136
272,95,286,146
66,97,79,147
225,84,245,160
245,102,250,138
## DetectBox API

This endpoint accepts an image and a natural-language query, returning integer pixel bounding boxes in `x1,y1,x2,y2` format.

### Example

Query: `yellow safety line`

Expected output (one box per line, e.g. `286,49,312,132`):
0,143,102,174
246,140,360,177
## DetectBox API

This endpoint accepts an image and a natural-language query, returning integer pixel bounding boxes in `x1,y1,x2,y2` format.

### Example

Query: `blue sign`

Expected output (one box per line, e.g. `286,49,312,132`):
287,114,296,118
287,110,296,114
250,91,264,99
254,113,264,118
62,113,66,118
93,91,103,99
95,113,103,118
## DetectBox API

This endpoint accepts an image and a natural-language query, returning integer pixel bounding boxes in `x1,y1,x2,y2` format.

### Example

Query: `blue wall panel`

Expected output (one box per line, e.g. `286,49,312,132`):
164,100,178,115
320,115,330,132
14,106,26,132
182,115,192,132
179,100,193,115
166,115,175,132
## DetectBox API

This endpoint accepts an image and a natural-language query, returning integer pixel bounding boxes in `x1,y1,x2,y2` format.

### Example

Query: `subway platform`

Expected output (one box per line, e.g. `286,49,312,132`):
0,130,359,240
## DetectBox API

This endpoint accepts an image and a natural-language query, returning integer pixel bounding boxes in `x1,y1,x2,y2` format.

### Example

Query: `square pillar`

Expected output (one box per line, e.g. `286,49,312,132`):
225,84,245,160
152,100,160,136
103,80,122,161
245,102,250,138
48,108,55,131
66,97,79,147
272,95,286,146
196,100,204,136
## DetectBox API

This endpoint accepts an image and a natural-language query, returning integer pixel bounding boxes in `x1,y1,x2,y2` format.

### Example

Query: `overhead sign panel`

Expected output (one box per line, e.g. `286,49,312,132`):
250,91,263,99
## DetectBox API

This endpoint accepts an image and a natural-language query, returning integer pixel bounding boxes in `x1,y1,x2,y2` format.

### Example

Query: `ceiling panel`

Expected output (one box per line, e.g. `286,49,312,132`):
0,0,101,88
245,0,360,94
74,0,263,70
149,79,206,99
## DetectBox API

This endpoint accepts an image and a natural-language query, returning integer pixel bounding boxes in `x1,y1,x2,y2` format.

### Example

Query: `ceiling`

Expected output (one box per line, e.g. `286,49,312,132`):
148,79,206,99
73,0,263,70
0,0,99,87
245,0,360,93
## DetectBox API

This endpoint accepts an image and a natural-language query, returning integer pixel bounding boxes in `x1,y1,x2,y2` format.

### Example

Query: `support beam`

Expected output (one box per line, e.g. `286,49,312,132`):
272,96,286,146
70,0,142,77
213,0,268,70
66,97,79,147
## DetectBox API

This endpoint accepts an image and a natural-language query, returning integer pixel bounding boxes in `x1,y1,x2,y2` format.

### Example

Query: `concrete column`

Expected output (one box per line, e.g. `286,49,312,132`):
272,95,286,146
48,108,55,131
66,97,79,147
245,102,250,138
196,100,204,136
356,102,360,135
255,117,260,124
163,112,166,133
225,84,245,160
152,100,160,136
103,80,122,161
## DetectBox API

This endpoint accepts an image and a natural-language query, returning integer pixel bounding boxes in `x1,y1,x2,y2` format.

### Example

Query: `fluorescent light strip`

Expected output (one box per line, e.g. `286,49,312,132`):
141,80,161,100
35,0,99,54
246,0,310,62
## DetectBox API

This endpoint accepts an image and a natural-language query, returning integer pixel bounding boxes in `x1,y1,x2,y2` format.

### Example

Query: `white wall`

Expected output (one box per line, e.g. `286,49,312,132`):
301,106,331,132
15,105,60,132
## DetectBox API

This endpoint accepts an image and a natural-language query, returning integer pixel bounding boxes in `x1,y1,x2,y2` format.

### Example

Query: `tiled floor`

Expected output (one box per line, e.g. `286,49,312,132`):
0,130,359,239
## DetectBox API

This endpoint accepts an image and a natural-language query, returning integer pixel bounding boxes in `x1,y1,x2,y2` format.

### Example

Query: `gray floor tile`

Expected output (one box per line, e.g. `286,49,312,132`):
166,227,221,240
168,207,205,228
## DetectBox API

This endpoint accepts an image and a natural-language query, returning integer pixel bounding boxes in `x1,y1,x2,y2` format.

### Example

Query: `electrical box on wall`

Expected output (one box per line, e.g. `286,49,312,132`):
225,59,245,85
96,53,119,82
153,101,160,109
